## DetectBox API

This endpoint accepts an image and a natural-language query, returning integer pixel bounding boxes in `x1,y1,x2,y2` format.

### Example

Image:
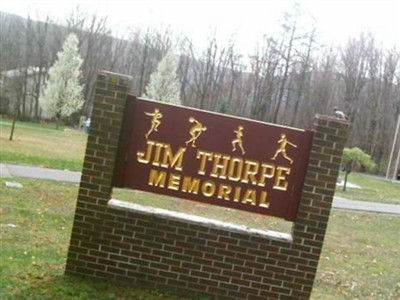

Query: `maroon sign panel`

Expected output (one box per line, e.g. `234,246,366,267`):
114,96,313,221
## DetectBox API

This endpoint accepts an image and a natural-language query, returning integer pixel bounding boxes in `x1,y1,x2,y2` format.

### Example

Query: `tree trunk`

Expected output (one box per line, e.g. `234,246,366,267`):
272,28,295,124
9,105,19,141
343,170,349,192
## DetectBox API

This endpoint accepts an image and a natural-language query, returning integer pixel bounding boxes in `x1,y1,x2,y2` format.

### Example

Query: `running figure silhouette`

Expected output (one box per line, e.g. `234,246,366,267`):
271,133,297,164
232,126,245,155
185,117,207,147
145,108,162,139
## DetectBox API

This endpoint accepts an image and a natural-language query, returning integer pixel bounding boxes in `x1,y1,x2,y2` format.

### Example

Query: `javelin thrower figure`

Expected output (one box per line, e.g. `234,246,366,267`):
145,108,162,139
271,133,297,164
185,117,207,147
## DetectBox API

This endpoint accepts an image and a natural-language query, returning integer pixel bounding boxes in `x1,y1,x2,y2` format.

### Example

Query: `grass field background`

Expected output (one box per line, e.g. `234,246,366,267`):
334,172,400,204
1,178,399,299
0,119,86,171
1,118,400,299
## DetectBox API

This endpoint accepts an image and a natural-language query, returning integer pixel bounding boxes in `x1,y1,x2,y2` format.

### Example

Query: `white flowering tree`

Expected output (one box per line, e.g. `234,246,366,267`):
41,33,84,127
143,51,181,105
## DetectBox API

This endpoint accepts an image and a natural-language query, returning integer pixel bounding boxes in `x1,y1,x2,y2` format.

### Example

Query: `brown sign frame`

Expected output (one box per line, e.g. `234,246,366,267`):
113,96,313,221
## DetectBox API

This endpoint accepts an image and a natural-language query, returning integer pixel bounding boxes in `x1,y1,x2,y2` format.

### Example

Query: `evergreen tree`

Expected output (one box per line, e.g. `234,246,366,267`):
41,33,84,126
143,51,181,105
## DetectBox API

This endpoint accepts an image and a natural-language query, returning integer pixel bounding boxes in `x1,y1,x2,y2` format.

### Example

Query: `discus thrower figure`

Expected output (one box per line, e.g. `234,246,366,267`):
185,117,207,147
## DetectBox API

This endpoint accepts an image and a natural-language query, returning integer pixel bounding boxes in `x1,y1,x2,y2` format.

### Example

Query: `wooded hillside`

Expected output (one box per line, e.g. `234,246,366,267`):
0,9,399,174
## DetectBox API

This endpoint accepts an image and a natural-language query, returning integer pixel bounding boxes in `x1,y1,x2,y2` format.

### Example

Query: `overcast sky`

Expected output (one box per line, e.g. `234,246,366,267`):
2,0,399,53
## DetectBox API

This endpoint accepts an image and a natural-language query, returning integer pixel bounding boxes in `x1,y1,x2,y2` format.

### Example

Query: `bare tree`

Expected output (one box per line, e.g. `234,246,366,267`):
135,27,173,96
1,7,400,176
182,35,232,111
249,37,280,121
305,47,337,127
339,33,369,139
271,4,307,124
290,27,316,127
31,16,51,120
177,52,191,106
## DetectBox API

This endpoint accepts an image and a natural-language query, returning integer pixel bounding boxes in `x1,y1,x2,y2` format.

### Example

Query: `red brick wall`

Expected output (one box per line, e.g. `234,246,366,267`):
65,71,349,299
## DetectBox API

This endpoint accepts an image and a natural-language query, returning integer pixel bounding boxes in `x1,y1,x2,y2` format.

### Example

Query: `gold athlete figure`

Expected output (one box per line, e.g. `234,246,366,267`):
185,117,207,147
271,133,297,164
232,126,245,155
145,108,162,139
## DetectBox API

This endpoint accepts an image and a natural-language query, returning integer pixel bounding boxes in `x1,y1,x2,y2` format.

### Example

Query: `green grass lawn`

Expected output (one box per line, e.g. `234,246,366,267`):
0,178,187,300
1,178,399,299
312,211,400,299
0,118,86,171
335,172,400,205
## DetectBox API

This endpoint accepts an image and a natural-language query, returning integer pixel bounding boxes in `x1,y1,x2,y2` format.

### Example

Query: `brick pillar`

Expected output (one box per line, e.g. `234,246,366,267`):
290,115,349,298
65,69,349,299
65,71,132,275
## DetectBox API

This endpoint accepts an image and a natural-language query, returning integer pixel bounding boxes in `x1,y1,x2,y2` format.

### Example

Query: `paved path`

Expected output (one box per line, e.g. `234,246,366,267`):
332,196,400,215
1,163,81,183
1,163,399,215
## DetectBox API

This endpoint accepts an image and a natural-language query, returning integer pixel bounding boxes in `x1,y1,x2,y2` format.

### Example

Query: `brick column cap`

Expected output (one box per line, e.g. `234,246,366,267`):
315,114,349,124
99,70,133,81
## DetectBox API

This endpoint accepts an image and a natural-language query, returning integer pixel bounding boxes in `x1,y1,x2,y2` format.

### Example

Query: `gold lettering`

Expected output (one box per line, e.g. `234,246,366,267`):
197,150,213,175
233,186,241,202
161,145,186,171
202,180,216,197
258,163,275,187
181,176,200,195
241,159,259,185
210,153,230,179
137,140,155,164
167,173,181,190
242,189,257,205
217,184,232,201
148,169,167,187
138,141,186,171
228,157,243,181
273,167,291,191
152,142,164,166
259,191,270,208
